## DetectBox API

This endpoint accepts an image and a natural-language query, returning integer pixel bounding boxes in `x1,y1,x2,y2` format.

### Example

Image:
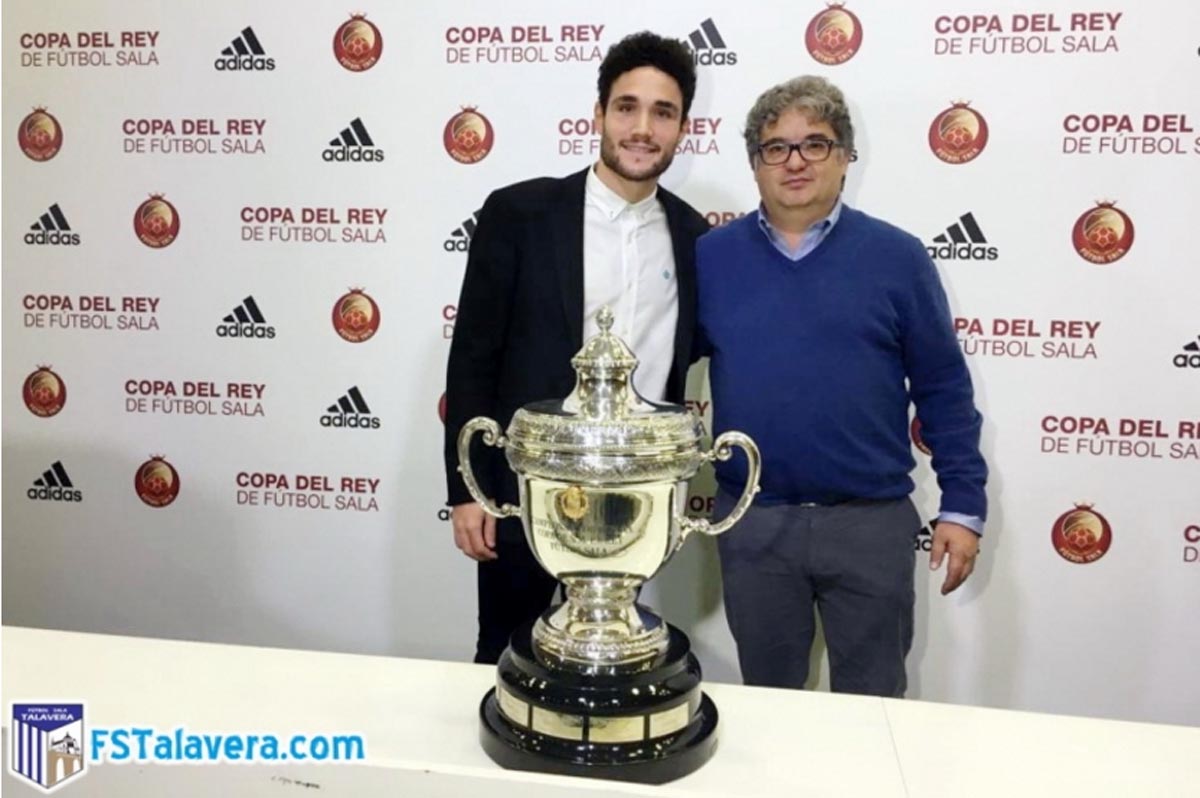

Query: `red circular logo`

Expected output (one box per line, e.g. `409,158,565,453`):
334,14,383,72
333,288,380,343
805,4,863,65
1051,503,1112,564
23,366,66,417
18,108,63,161
438,392,447,424
1072,202,1134,264
910,417,931,456
444,108,494,164
134,195,180,248
929,102,989,164
136,456,180,508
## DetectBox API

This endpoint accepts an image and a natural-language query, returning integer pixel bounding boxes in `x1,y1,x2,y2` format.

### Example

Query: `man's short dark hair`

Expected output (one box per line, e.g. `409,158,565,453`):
597,32,697,118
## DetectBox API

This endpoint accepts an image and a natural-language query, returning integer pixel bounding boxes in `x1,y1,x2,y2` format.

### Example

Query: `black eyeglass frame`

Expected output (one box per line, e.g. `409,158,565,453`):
755,137,859,164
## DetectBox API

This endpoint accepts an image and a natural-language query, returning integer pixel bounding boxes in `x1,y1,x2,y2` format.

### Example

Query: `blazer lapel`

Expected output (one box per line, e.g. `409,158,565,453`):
553,168,588,350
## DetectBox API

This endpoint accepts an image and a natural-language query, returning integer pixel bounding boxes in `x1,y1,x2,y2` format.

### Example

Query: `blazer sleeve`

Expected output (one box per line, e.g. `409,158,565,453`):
443,190,519,505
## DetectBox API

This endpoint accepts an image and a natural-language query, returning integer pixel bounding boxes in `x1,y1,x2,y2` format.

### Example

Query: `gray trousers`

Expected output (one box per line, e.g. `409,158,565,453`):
715,490,920,697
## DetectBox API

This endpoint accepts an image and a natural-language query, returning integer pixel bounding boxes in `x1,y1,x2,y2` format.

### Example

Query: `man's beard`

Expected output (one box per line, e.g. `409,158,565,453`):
599,132,675,183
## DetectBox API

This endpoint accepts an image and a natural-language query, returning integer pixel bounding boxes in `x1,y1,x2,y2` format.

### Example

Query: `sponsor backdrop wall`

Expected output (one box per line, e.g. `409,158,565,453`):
3,0,1198,726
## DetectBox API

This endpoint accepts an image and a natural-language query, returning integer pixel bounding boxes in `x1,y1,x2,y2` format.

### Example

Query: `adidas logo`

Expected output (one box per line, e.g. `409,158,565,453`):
28,461,82,502
26,204,80,246
926,213,998,261
216,296,276,339
915,519,937,552
214,26,276,71
323,118,384,162
685,19,738,66
320,386,381,429
1174,336,1200,368
444,209,482,252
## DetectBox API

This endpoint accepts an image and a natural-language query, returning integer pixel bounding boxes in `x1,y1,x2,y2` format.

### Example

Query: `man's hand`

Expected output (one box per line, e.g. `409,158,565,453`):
929,521,980,595
452,502,498,561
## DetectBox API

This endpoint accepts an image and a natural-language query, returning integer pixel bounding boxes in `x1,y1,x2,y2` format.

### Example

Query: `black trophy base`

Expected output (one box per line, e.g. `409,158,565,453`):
478,621,719,784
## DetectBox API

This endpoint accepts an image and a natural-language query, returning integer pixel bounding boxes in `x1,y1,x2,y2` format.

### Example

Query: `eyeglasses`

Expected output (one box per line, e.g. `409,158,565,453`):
756,137,849,165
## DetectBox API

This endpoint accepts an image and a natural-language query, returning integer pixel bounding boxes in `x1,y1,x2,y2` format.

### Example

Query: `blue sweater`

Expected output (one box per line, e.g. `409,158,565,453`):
696,206,987,519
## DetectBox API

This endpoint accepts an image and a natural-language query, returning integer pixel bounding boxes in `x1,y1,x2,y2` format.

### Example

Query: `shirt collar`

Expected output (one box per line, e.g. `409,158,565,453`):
756,197,843,240
586,164,660,221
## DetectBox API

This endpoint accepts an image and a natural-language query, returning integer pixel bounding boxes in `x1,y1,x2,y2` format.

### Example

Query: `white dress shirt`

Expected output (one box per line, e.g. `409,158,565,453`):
582,166,678,402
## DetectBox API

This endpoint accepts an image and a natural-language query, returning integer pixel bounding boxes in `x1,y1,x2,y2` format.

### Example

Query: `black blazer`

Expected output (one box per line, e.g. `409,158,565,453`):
444,167,710,506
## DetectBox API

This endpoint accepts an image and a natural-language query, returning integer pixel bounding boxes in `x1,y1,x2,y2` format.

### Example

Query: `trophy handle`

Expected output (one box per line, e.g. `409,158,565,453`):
680,431,761,538
456,417,521,519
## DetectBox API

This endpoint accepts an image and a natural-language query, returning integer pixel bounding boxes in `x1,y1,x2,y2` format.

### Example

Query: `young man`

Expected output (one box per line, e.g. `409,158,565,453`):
444,32,710,664
696,76,988,696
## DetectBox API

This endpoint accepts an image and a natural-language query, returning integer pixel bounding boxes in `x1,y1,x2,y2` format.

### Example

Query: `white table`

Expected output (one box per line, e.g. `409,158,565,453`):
2,626,1196,797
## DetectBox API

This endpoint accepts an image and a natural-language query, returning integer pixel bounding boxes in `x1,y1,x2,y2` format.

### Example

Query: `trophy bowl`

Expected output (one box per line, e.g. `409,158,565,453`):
457,307,760,783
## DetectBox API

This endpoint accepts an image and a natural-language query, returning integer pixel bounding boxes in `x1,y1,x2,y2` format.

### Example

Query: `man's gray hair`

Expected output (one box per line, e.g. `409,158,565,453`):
743,76,855,163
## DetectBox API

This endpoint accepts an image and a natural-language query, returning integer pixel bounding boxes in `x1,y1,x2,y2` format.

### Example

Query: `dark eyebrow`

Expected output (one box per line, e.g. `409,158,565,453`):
760,134,835,144
612,94,681,114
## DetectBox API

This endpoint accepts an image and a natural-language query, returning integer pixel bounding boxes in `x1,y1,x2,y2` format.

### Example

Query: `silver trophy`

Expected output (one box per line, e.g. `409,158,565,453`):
459,307,760,783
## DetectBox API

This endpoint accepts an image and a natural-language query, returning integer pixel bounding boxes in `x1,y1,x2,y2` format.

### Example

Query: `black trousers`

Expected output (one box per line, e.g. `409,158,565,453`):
473,517,559,664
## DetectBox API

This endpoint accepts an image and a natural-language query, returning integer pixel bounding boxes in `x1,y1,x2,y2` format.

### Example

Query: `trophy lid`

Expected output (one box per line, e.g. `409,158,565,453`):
572,306,637,369
505,307,704,470
565,306,646,420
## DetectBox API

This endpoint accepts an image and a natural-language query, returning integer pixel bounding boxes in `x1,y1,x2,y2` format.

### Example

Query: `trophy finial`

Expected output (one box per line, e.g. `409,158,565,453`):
597,306,614,333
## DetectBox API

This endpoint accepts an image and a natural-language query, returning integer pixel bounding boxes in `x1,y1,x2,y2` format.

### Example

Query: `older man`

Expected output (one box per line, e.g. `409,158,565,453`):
695,76,987,696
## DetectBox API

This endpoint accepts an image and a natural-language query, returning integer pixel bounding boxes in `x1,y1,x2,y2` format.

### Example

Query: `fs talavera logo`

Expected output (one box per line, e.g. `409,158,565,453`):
9,703,86,792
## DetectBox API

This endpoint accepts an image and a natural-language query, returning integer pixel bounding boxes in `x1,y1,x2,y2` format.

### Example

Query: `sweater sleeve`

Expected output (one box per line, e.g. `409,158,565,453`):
899,238,989,521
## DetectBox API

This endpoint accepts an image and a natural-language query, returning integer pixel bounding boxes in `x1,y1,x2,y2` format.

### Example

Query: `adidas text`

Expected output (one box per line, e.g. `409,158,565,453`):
927,243,999,261
215,55,275,71
692,50,737,66
25,230,80,246
1174,353,1200,369
216,323,275,339
322,147,385,163
28,485,83,502
320,413,381,429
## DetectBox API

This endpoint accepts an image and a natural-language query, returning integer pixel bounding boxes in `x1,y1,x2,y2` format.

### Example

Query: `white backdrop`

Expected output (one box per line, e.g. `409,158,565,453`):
3,0,1198,727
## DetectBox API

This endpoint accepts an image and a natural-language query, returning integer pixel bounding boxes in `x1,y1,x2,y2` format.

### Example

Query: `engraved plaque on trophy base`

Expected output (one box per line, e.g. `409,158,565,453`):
478,621,718,784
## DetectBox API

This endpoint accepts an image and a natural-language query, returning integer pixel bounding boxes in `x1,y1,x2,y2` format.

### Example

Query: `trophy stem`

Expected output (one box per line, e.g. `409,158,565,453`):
532,575,669,672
